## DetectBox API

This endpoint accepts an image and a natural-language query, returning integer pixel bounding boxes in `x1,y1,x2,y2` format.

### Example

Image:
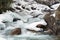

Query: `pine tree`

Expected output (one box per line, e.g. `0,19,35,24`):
0,0,13,14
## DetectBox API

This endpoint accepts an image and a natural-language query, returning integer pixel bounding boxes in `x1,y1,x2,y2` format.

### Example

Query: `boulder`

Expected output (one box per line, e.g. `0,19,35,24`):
55,5,60,21
13,18,21,22
44,12,55,28
54,6,60,35
10,28,21,35
44,29,53,35
36,24,47,31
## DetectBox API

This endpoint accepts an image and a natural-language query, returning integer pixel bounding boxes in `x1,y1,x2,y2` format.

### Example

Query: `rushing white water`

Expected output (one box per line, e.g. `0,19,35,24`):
0,0,60,40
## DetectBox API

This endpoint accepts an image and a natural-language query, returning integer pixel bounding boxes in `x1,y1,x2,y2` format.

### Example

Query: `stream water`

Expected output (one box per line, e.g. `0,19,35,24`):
0,0,60,40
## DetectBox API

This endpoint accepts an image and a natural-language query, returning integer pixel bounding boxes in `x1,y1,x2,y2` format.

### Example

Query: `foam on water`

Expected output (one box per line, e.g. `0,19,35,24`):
0,0,60,40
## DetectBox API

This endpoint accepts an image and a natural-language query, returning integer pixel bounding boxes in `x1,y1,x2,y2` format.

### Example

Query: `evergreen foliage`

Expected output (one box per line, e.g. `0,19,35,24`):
0,0,13,14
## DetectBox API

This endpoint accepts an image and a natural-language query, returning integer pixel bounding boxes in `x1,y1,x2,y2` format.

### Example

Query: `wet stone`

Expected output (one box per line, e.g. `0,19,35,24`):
36,24,47,31
17,3,21,6
31,7,36,10
56,20,60,25
15,7,21,10
26,8,30,11
13,18,21,22
11,28,21,35
22,6,25,9
0,27,4,30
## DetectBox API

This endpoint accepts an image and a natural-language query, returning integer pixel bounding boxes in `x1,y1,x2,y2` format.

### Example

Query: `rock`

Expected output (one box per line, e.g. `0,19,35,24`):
27,24,53,34
44,29,53,35
13,18,21,22
54,6,60,35
31,7,36,10
44,12,55,27
33,14,41,18
10,28,21,35
55,5,60,21
42,9,54,12
36,24,56,35
15,7,21,10
26,8,30,11
43,11,57,34
22,6,25,9
24,0,29,2
16,3,21,6
0,22,6,30
43,8,60,35
2,21,8,23
36,24,47,31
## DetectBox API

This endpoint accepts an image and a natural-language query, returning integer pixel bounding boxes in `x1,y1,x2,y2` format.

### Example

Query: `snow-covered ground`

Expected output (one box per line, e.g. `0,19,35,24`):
0,0,60,40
